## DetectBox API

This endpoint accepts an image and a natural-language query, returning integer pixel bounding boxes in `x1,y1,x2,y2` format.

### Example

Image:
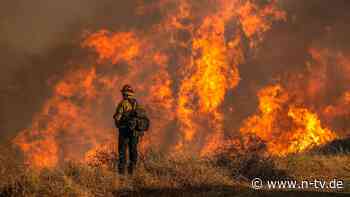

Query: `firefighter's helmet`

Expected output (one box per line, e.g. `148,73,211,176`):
121,84,134,93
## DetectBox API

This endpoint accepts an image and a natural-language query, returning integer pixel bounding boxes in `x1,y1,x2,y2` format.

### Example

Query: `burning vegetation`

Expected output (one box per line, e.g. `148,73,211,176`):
8,0,350,173
240,84,337,156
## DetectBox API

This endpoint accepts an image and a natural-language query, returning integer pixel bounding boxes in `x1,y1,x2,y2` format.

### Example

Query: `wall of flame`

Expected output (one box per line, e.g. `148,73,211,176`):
11,0,350,169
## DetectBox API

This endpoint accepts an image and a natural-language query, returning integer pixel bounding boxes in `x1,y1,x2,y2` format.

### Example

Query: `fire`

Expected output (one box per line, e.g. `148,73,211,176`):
240,84,337,156
176,14,240,146
13,31,175,168
287,106,337,154
239,46,350,157
13,0,288,168
237,0,286,47
82,30,141,64
306,47,350,136
14,0,347,168
174,0,286,156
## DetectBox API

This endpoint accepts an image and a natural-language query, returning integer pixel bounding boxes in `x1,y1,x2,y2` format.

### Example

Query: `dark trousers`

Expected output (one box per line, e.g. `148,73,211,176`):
118,127,139,174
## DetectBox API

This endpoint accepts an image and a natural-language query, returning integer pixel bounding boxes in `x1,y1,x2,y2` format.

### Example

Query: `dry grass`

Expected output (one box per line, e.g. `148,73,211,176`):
275,153,350,192
0,145,349,196
0,148,239,196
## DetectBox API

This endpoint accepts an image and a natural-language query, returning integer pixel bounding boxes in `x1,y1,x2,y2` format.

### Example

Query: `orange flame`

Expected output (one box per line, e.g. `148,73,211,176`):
174,0,286,156
240,84,337,156
13,0,287,168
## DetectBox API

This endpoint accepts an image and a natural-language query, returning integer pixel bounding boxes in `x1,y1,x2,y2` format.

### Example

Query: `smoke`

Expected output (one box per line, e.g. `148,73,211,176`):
233,0,350,122
2,0,350,160
0,0,159,141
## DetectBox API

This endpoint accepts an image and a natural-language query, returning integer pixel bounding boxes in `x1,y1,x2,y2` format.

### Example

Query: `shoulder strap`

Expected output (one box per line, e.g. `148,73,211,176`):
128,98,138,111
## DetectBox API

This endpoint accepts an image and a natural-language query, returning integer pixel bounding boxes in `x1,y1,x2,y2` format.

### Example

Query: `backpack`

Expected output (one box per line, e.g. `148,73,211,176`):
126,99,150,132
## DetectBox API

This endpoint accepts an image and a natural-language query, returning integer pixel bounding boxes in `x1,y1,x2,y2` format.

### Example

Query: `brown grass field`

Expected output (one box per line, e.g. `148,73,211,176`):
0,144,349,197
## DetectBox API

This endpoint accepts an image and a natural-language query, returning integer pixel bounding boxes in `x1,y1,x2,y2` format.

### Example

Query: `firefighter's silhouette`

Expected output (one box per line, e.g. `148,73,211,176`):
113,85,149,175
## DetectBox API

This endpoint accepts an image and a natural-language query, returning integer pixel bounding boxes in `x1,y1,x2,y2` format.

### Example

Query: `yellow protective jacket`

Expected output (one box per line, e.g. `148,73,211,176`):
113,94,137,128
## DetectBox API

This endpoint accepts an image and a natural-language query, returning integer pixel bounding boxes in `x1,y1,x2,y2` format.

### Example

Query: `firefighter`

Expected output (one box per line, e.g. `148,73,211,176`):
113,84,140,175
